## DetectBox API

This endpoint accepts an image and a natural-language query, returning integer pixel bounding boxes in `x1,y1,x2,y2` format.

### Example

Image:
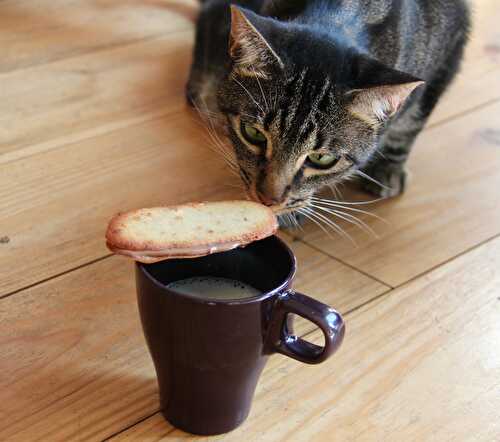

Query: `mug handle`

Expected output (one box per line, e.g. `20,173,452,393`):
266,291,345,364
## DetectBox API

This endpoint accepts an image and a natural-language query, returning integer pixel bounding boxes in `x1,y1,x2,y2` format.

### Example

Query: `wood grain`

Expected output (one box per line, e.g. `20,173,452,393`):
1,0,499,164
0,239,386,441
0,113,242,297
0,32,193,162
296,100,500,287
277,234,389,336
0,0,499,298
0,1,499,442
428,0,500,126
0,0,197,72
110,236,500,442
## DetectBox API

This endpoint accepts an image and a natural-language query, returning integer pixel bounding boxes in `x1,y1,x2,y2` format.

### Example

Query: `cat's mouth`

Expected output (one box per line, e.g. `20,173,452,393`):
244,185,308,215
273,203,306,215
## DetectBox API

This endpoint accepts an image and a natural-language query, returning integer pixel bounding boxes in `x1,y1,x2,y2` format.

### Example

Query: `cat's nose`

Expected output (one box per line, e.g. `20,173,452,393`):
256,191,281,207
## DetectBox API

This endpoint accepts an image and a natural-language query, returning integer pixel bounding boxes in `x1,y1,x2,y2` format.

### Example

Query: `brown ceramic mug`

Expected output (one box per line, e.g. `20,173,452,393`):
135,235,345,435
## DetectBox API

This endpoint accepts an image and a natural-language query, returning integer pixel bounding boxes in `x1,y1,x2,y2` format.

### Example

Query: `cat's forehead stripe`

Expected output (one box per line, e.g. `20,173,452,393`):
295,78,331,142
282,68,308,134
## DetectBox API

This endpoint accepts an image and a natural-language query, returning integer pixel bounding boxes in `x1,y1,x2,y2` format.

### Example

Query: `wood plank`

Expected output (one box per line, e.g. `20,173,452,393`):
0,0,196,72
276,235,389,336
0,258,157,442
110,235,500,441
295,100,500,287
0,31,193,162
0,0,497,299
429,63,500,127
1,0,499,166
0,239,386,441
3,58,499,296
428,0,500,126
0,113,240,297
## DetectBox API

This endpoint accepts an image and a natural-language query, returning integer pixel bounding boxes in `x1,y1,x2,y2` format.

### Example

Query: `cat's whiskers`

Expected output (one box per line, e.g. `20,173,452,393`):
203,137,240,178
189,112,229,161
312,201,389,225
282,212,302,231
199,123,239,174
239,111,257,119
328,183,343,200
309,203,379,238
194,107,220,121
252,68,269,112
282,213,292,229
290,213,302,231
272,83,279,110
374,149,387,160
310,196,385,206
298,207,355,245
300,206,357,246
209,134,237,169
294,213,304,231
233,77,265,114
297,208,337,240
355,170,393,191
197,97,233,151
200,109,241,172
196,130,240,179
191,99,241,178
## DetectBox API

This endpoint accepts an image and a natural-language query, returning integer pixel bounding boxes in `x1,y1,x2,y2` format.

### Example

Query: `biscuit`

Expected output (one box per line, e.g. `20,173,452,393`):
105,201,278,263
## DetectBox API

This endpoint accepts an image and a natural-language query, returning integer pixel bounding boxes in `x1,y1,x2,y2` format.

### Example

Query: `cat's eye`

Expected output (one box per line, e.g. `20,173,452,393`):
240,122,267,146
306,152,340,169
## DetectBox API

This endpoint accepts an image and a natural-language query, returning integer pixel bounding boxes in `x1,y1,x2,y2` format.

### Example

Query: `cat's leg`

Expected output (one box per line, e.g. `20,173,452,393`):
361,95,425,198
186,8,211,108
361,38,468,198
186,1,231,113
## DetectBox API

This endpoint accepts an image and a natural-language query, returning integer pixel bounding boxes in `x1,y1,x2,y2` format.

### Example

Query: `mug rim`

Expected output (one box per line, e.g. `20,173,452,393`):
136,235,296,305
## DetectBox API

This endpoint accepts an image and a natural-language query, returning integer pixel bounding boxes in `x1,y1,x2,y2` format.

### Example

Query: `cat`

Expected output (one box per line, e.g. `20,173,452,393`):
186,0,470,217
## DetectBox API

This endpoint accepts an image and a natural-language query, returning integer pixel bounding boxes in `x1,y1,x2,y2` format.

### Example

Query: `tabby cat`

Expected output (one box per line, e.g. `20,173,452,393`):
187,0,470,217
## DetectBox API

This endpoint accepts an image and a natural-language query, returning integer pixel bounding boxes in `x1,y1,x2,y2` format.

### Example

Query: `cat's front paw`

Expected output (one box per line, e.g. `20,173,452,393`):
361,162,409,198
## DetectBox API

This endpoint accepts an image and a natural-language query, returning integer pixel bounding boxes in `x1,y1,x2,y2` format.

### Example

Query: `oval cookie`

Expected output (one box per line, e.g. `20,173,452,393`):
105,201,278,263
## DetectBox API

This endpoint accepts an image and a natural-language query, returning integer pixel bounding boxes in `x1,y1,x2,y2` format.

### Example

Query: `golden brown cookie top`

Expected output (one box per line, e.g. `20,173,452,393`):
105,201,278,263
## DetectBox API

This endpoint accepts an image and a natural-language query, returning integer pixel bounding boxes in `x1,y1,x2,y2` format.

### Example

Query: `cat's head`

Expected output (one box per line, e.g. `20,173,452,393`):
216,6,423,213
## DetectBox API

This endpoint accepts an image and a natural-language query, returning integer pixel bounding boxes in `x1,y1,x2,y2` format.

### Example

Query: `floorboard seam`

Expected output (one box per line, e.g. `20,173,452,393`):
99,285,395,440
426,97,500,131
291,236,394,289
0,253,113,300
0,107,183,167
0,73,500,168
3,72,500,168
102,410,166,441
31,233,500,439
390,232,500,291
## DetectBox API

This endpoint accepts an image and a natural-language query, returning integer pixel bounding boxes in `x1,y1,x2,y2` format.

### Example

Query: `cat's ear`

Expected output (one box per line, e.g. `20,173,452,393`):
229,5,283,79
347,59,424,125
347,81,424,125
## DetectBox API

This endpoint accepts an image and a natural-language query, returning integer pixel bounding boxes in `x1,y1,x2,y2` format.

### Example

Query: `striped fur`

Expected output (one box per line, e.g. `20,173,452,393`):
187,0,470,209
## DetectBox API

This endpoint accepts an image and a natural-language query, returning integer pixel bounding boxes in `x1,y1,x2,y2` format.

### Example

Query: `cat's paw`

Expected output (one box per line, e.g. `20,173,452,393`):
361,162,409,198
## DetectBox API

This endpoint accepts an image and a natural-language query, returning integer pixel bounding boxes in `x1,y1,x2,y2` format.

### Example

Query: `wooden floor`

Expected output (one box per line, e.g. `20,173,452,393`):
1,1,499,440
